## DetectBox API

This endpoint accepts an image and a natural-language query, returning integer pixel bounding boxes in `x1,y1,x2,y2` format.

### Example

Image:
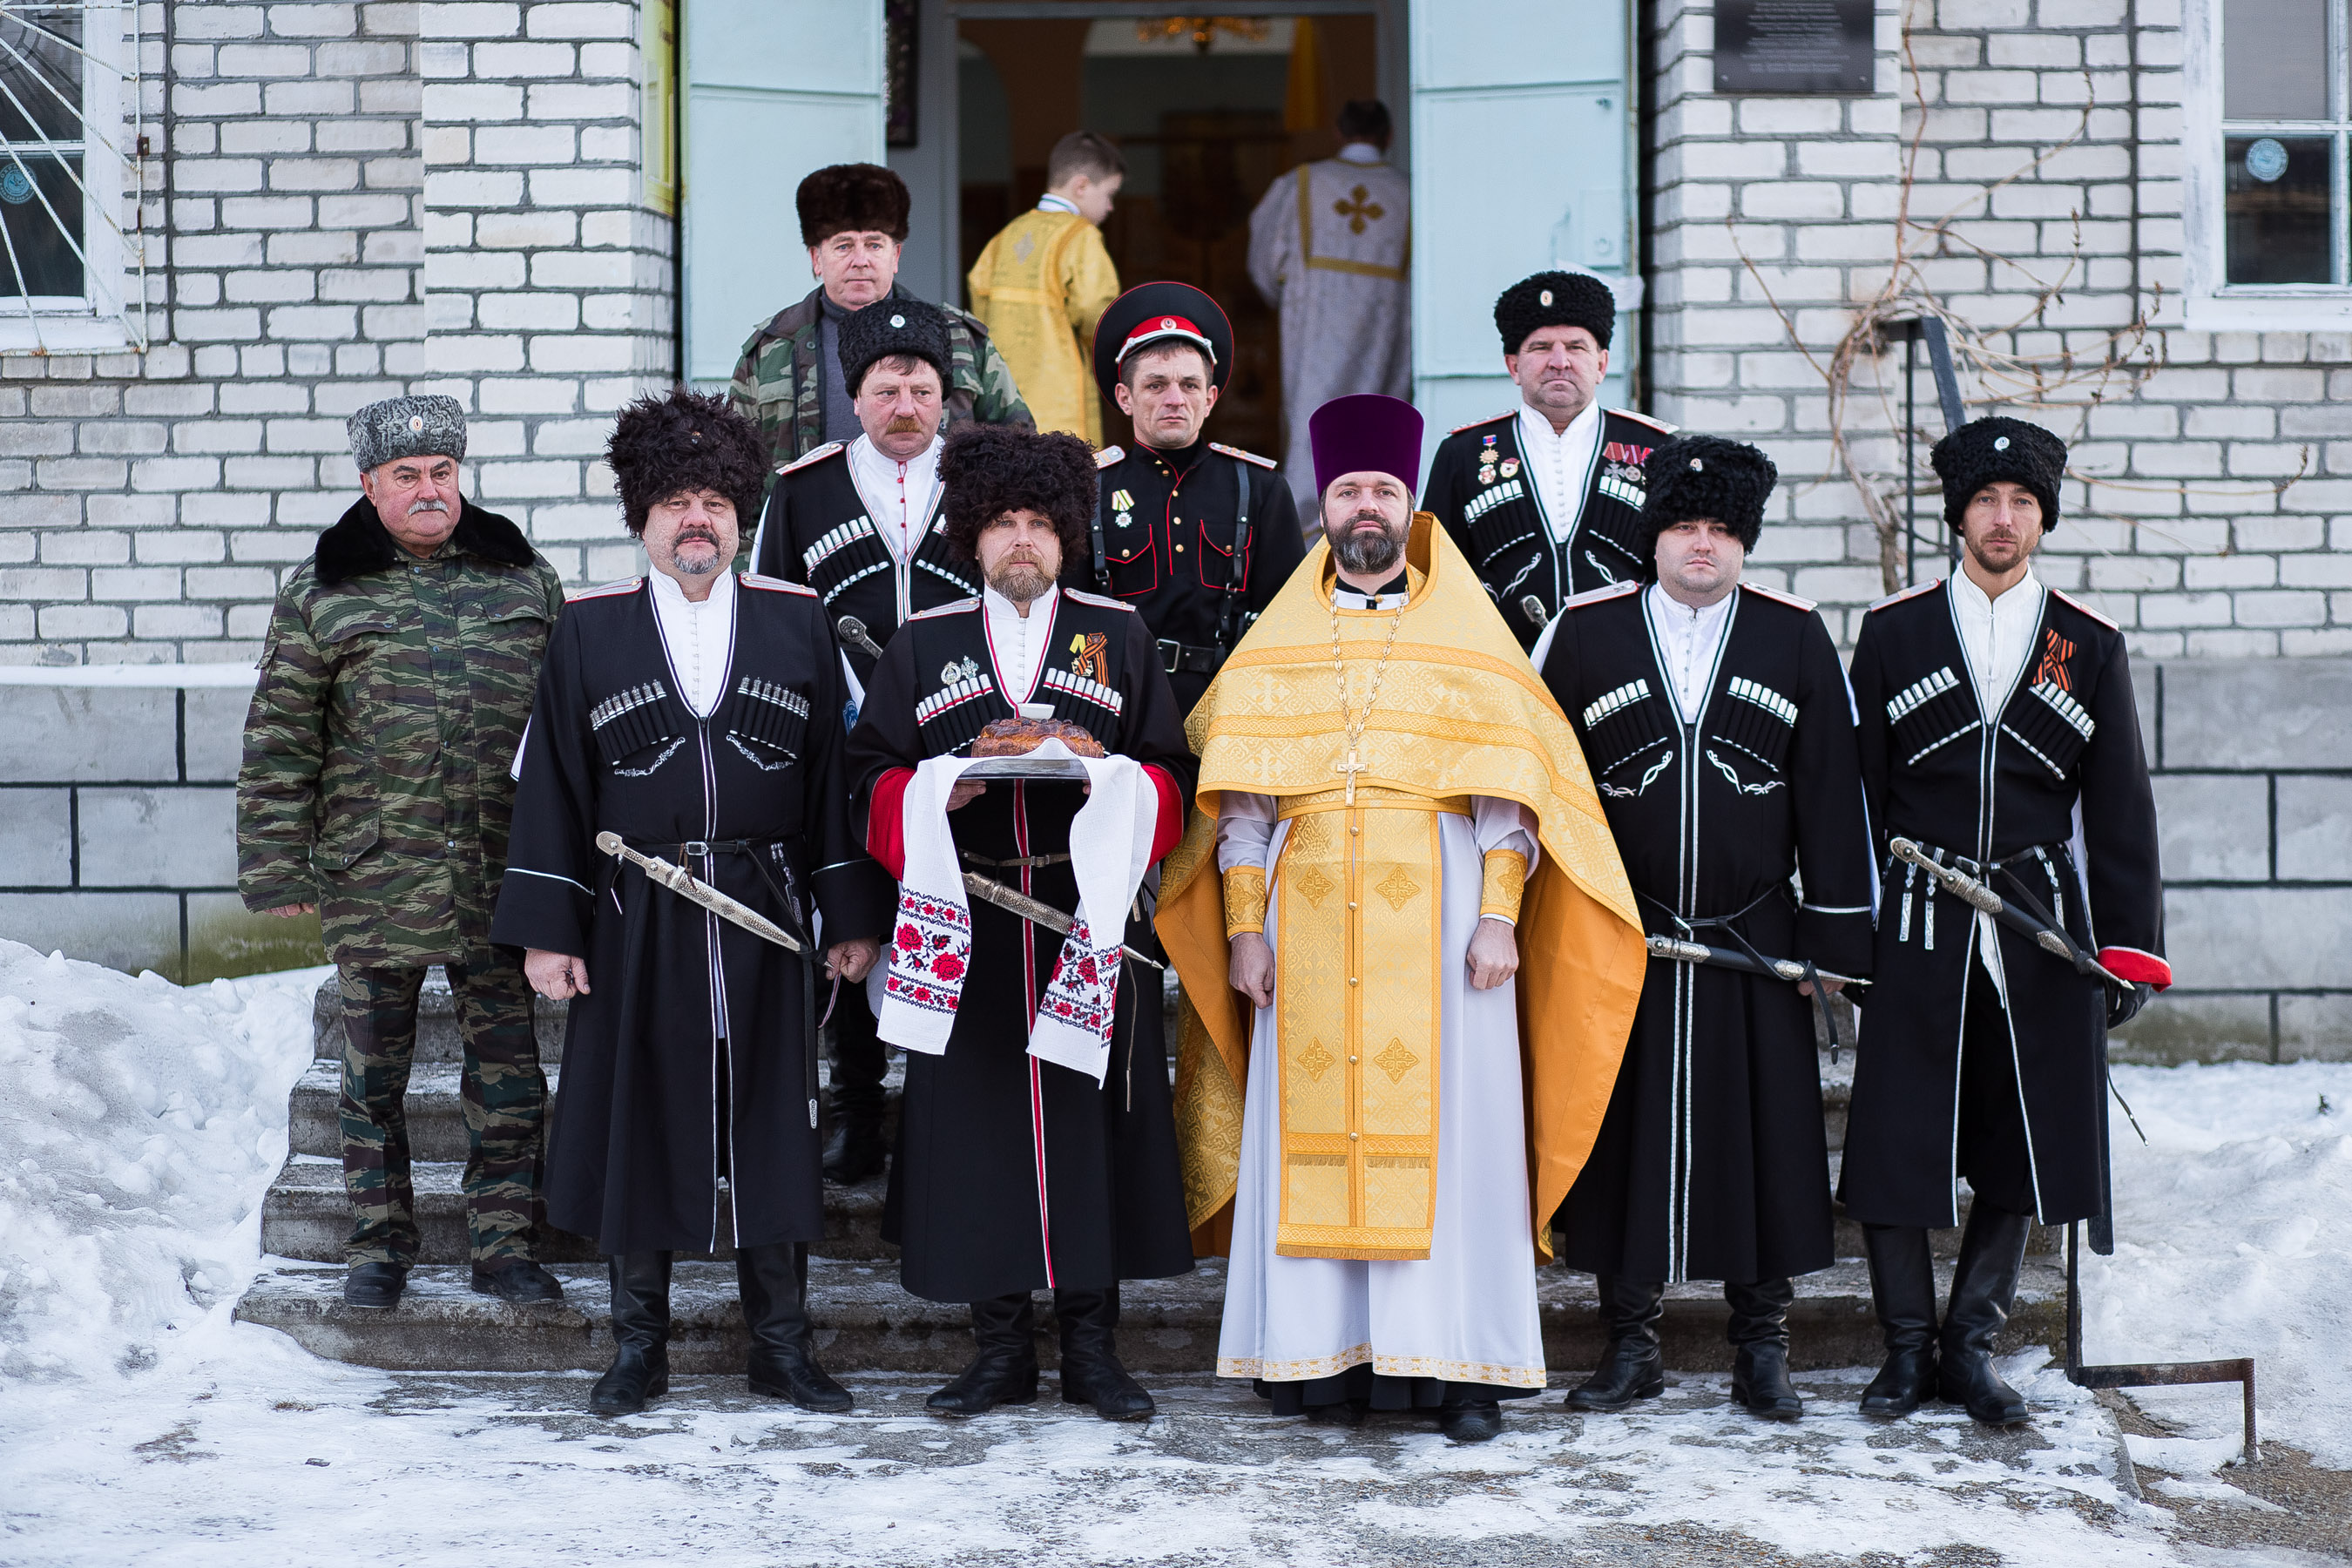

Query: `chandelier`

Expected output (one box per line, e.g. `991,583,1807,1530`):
1133,17,1273,55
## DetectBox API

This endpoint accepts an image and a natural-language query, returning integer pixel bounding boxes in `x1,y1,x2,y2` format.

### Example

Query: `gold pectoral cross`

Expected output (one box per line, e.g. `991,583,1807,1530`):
1335,745,1367,805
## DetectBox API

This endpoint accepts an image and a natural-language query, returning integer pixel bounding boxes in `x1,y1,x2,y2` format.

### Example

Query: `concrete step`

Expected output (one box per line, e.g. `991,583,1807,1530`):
232,1254,2067,1376
260,1155,892,1265
287,1058,908,1162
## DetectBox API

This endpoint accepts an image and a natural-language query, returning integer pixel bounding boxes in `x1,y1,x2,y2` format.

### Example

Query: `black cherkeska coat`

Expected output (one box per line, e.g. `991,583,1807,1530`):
1541,580,1877,1284
1427,404,1676,648
847,587,1199,1304
491,573,892,1255
1839,578,2167,1230
750,439,982,686
1071,436,1306,713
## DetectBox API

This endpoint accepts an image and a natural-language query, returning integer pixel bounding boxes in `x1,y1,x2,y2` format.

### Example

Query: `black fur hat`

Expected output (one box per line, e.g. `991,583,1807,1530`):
796,162,910,247
1639,434,1777,569
838,296,950,398
1495,270,1615,355
1930,415,2066,532
605,389,768,537
937,423,1098,565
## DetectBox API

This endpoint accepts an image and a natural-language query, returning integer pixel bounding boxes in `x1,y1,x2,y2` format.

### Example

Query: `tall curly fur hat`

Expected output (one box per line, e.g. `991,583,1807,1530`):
1495,270,1615,355
1930,415,2065,532
1638,434,1777,573
605,389,768,537
838,296,950,398
796,162,910,247
937,422,1098,565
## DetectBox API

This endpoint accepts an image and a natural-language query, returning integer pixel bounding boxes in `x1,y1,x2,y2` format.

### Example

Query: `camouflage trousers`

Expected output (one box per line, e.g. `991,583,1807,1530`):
338,956,545,1267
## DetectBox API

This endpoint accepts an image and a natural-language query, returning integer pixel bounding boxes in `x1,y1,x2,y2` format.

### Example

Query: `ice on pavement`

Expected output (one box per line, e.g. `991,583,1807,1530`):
1,945,2346,1563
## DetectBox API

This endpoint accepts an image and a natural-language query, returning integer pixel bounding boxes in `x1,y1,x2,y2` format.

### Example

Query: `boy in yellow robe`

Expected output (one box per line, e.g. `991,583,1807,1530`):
967,132,1125,445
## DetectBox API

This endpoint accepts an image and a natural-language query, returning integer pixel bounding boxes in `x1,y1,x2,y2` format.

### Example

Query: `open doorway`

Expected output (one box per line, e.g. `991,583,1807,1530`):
956,15,1381,459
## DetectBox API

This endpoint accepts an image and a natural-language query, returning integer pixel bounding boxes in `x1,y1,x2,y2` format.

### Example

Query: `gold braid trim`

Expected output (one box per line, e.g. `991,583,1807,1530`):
1482,848,1529,923
1223,864,1268,937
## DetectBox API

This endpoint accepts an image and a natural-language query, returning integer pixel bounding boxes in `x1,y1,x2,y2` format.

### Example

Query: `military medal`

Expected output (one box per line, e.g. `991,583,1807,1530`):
1115,511,1132,529
1499,457,1520,478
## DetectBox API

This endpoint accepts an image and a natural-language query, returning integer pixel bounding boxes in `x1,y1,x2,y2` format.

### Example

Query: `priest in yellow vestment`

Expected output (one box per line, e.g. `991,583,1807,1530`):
966,132,1124,445
1158,393,1648,1442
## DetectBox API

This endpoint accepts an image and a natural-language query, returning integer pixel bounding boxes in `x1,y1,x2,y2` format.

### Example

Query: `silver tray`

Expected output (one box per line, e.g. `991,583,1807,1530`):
961,755,1094,781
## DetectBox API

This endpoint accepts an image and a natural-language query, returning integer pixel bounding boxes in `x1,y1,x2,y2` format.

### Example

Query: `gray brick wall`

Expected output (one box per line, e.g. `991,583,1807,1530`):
0,672,314,978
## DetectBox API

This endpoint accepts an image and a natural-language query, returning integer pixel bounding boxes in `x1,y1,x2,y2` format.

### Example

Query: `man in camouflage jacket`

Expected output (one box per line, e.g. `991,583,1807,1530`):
729,163,1031,505
237,394,569,1311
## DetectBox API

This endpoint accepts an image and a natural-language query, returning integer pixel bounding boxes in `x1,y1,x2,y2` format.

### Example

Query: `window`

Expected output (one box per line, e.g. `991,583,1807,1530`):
0,3,137,352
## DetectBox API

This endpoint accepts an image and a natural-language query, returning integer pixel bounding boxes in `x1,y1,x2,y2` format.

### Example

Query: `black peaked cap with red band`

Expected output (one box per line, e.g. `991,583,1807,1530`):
1091,280,1234,403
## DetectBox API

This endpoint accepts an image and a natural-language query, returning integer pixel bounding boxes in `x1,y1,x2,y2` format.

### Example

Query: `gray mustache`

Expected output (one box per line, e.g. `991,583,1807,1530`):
407,497,449,517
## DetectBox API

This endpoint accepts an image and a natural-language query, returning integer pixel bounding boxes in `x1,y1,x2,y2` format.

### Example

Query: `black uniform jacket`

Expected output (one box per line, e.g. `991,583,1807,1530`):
1429,405,1677,648
492,574,893,1254
1839,578,2168,1229
1542,580,1876,1283
1070,436,1306,714
847,587,1200,1301
751,439,983,686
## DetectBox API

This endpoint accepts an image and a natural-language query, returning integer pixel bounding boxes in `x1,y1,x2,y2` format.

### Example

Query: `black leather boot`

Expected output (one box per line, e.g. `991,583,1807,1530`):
1726,1277,1801,1421
740,1242,851,1412
1054,1287,1153,1420
1436,1399,1504,1443
822,998,889,1184
1938,1203,2032,1425
343,1260,407,1309
1566,1276,1666,1411
590,1251,672,1416
1860,1224,1939,1416
926,1294,1040,1416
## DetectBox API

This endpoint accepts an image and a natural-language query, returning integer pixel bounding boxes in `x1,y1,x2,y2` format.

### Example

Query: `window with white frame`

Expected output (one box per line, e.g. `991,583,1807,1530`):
2219,0,2344,285
0,2,136,351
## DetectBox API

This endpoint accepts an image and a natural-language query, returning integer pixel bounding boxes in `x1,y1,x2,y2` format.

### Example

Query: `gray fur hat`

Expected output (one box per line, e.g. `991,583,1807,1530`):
348,395,467,475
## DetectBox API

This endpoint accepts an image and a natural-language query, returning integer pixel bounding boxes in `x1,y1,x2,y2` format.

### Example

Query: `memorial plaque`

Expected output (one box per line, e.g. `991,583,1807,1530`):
1714,0,1876,95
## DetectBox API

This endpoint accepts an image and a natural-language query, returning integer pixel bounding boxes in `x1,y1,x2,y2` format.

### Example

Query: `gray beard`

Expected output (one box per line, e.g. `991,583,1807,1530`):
1332,523,1403,578
669,534,723,577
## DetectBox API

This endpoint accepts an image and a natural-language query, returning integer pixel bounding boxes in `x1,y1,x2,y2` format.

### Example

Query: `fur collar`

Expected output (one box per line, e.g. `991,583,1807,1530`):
315,495,536,585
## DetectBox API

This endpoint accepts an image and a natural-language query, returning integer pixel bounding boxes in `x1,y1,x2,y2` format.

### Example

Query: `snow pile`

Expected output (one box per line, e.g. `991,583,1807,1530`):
0,941,322,1380
2084,1059,2352,1470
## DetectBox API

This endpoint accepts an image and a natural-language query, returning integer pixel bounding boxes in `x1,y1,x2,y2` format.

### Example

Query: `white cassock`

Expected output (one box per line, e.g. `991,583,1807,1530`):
1247,144,1411,520
1212,781,1548,1391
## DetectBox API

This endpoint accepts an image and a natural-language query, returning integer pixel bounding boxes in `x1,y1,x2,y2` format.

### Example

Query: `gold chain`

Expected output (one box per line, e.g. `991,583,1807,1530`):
1328,585,1409,801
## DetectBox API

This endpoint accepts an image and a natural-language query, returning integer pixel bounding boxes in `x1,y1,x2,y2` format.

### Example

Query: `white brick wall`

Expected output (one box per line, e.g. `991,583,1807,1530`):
1649,0,2352,657
5,0,2352,664
0,0,666,666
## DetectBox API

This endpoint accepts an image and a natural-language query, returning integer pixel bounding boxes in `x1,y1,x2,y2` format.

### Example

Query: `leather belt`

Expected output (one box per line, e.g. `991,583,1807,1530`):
1156,638,1226,676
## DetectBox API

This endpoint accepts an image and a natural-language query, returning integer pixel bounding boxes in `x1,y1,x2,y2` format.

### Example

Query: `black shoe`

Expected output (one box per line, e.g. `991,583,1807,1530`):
1054,1287,1153,1421
343,1260,408,1310
1306,1400,1366,1427
1725,1278,1801,1421
1437,1402,1504,1443
1566,1275,1666,1411
590,1251,672,1417
821,1113,889,1185
470,1259,564,1304
1859,1224,1939,1416
1938,1204,2032,1426
927,1294,1040,1416
740,1242,851,1413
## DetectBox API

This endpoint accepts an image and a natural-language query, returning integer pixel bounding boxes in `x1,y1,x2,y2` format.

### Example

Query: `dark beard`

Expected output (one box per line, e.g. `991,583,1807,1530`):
1329,517,1404,577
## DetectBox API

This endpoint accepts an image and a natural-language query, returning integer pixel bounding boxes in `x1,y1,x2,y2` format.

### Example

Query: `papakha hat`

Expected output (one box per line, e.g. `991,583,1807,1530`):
1494,270,1615,355
1930,416,2066,532
1639,434,1778,571
838,296,950,398
348,395,465,475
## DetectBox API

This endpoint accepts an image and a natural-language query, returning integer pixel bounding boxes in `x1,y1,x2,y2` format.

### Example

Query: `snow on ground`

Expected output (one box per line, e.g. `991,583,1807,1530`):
0,952,2344,1564
2085,1062,2352,1473
0,942,323,1381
